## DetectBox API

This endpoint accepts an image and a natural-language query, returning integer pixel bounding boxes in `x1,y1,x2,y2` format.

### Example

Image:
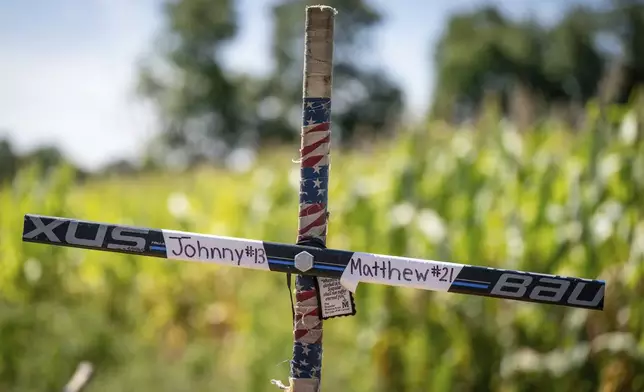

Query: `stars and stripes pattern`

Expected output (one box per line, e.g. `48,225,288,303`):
293,96,330,381
298,97,331,243
291,277,323,379
291,342,323,378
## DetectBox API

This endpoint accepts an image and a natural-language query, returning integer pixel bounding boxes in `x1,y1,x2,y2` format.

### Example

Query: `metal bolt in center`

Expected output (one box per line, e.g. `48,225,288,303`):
294,251,314,272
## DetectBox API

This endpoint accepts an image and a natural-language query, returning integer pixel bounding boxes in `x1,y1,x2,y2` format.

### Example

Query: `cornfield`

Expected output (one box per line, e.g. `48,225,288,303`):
1,98,643,391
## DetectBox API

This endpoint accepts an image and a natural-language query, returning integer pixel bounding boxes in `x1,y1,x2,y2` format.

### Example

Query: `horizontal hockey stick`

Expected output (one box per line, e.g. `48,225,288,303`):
22,214,605,310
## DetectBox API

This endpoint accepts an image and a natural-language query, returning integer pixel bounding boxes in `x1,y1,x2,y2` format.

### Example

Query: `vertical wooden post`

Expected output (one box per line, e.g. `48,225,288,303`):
290,5,336,392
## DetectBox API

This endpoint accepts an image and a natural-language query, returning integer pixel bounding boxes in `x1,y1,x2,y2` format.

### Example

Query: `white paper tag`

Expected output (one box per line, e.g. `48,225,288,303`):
340,252,464,293
162,230,270,270
317,277,356,319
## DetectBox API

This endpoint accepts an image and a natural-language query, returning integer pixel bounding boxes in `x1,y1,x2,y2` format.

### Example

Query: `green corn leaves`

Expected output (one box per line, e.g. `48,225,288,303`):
1,99,643,391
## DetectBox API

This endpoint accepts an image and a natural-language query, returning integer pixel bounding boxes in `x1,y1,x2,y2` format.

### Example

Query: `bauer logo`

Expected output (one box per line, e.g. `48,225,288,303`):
489,272,604,309
23,215,152,253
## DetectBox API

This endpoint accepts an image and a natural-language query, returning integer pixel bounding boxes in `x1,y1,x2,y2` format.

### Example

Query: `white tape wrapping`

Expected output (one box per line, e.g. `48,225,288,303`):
162,230,270,270
340,252,464,293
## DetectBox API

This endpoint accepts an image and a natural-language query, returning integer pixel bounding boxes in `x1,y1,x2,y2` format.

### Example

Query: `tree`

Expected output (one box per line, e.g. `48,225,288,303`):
21,146,65,172
429,4,615,123
262,0,404,144
0,138,17,184
597,0,644,103
137,0,249,166
541,7,605,102
138,0,405,167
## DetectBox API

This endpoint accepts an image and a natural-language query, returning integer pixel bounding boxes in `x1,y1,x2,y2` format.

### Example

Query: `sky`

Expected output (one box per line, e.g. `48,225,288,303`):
0,0,600,170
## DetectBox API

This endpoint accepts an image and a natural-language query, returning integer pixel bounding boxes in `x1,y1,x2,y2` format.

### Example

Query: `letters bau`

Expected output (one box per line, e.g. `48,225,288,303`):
490,272,605,308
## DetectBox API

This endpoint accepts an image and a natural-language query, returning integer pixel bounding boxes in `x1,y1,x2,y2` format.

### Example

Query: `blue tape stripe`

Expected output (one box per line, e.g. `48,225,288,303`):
452,281,489,289
150,246,166,251
268,258,293,266
267,258,345,272
269,255,293,261
314,264,344,271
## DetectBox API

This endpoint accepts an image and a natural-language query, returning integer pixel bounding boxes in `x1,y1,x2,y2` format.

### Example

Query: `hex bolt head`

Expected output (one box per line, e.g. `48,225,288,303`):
294,251,314,272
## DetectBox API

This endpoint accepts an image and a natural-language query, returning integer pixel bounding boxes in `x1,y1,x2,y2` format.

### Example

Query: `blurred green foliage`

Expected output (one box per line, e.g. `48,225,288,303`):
1,97,643,391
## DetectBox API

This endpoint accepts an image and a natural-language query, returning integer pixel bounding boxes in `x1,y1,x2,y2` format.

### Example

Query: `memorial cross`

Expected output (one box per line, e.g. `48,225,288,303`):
20,5,606,392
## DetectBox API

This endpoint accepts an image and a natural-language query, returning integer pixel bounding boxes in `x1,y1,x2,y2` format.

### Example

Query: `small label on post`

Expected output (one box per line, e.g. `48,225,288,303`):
317,277,356,319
